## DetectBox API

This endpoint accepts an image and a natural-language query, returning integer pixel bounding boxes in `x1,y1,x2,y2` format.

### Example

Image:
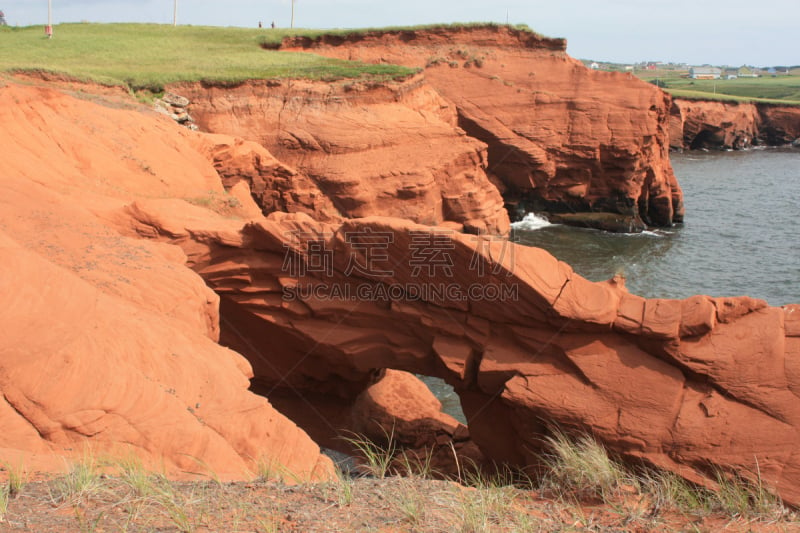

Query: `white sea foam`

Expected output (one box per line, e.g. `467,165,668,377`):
511,212,554,231
640,230,664,237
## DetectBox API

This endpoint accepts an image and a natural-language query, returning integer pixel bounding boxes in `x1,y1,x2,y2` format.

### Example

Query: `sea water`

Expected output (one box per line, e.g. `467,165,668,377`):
513,147,800,306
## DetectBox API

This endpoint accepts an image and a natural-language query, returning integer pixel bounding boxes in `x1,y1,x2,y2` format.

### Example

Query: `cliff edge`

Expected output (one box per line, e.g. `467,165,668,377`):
272,25,684,232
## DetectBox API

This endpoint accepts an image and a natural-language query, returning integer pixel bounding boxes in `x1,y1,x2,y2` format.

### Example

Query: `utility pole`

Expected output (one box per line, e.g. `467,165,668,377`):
173,0,178,26
291,0,295,29
46,0,53,38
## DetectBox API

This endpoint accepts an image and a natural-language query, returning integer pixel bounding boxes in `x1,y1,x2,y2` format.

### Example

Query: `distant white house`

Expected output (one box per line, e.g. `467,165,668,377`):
689,67,722,80
590,62,600,70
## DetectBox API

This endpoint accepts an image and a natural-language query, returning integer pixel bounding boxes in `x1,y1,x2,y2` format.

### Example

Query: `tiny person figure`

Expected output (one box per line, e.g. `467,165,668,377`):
0,10,7,26
258,21,262,28
271,21,275,29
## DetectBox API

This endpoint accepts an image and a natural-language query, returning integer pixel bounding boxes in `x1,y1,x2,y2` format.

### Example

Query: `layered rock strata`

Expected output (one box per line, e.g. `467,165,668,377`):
175,75,510,235
278,25,684,230
122,197,800,506
4,75,800,506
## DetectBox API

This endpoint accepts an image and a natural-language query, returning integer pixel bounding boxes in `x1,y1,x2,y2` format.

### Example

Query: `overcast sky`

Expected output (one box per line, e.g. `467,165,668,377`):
2,0,796,66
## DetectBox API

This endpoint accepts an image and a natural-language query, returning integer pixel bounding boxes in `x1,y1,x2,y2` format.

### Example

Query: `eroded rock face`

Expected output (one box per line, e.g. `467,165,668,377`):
175,76,510,235
759,105,800,146
351,369,482,474
280,25,684,230
122,199,800,505
5,77,800,507
669,100,761,150
670,99,800,150
0,82,333,481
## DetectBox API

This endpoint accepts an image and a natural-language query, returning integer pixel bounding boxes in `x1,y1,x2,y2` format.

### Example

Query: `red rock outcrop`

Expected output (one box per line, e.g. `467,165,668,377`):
279,25,684,230
4,75,800,506
0,82,333,481
122,196,800,505
174,76,510,235
351,369,483,474
671,99,800,150
758,105,800,146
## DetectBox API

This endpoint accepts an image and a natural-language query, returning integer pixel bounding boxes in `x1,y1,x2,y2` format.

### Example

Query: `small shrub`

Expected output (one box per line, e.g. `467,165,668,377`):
115,455,158,499
342,428,397,479
334,466,354,507
51,457,104,506
3,463,26,496
541,428,630,502
397,447,436,479
712,468,785,519
641,469,713,515
0,484,9,522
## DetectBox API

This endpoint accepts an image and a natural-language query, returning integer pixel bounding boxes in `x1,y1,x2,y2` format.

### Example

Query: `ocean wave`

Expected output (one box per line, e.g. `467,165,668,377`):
511,213,554,231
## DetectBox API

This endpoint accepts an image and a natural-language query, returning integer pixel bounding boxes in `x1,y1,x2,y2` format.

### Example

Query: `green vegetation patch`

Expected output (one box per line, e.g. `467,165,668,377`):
0,23,417,91
257,21,545,47
638,72,800,105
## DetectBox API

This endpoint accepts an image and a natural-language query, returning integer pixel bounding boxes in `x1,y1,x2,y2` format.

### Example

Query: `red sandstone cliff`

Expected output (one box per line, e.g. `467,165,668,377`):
174,75,510,236
671,99,800,151
4,76,800,505
276,25,684,230
0,82,333,481
125,196,800,506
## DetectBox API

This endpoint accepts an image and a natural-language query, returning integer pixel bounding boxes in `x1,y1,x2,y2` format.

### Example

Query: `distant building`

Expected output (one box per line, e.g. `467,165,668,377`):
689,67,722,79
737,66,760,78
590,62,600,70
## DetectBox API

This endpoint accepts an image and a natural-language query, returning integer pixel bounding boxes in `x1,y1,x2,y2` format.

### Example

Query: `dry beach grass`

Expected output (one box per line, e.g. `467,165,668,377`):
2,430,799,532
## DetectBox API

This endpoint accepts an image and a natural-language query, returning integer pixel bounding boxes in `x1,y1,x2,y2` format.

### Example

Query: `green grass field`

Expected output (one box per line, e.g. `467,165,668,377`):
638,72,800,105
256,21,543,47
0,23,417,91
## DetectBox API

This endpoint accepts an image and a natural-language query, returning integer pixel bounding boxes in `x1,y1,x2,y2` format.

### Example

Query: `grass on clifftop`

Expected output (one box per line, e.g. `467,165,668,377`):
0,23,417,91
256,21,548,47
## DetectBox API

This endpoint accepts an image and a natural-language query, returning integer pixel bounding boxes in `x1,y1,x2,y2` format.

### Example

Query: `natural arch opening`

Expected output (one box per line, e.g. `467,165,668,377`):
418,375,467,424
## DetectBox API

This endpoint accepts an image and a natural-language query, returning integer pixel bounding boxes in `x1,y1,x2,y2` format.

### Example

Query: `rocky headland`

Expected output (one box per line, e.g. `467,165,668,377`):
2,24,800,508
670,99,800,151
183,25,684,233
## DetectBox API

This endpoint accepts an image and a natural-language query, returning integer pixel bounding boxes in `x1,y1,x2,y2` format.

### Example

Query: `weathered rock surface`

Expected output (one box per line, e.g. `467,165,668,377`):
351,369,483,474
154,91,198,130
123,196,800,505
4,75,800,506
0,82,333,481
671,99,800,150
279,25,684,230
175,76,510,235
751,104,800,146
